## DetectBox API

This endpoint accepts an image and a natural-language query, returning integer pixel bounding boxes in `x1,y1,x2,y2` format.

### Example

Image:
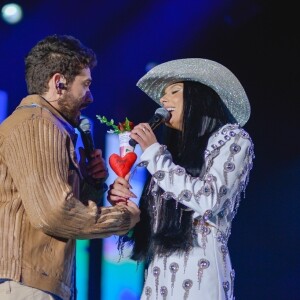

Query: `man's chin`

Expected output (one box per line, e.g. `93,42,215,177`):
67,112,81,127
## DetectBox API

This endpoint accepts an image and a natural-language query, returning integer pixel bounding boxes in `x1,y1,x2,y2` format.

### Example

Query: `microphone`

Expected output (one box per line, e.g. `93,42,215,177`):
78,117,95,162
78,117,107,189
129,107,171,147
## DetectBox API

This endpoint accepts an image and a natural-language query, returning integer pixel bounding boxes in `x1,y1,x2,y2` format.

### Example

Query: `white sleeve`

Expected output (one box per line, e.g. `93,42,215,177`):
139,126,254,220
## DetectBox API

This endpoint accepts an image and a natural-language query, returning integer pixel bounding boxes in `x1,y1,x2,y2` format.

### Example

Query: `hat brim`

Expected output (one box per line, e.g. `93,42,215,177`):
137,58,250,126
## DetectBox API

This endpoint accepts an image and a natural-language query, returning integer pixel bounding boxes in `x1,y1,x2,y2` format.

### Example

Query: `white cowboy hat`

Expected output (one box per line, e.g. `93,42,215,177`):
137,58,250,126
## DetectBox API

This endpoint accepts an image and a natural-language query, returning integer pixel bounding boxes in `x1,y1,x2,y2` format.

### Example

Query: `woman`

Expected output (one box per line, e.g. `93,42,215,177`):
108,58,254,299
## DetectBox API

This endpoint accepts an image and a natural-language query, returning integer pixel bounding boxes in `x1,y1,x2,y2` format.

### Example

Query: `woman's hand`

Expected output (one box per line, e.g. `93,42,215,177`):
107,173,137,205
130,122,157,151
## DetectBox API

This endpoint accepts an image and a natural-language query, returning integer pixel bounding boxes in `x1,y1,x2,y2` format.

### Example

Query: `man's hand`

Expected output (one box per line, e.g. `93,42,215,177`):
79,147,108,181
123,200,140,230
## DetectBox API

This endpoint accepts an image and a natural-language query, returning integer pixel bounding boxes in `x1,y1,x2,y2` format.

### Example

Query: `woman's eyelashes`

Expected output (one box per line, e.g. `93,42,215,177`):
171,88,182,94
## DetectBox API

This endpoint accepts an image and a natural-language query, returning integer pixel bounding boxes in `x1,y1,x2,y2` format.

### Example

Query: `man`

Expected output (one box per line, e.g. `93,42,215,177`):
0,34,140,300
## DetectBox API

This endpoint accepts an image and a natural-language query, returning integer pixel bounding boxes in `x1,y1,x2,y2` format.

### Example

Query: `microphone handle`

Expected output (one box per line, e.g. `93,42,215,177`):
128,116,164,147
149,116,163,131
78,130,104,187
80,130,95,162
129,137,137,147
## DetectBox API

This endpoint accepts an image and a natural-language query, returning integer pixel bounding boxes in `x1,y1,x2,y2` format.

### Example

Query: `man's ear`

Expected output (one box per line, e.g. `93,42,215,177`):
53,73,66,93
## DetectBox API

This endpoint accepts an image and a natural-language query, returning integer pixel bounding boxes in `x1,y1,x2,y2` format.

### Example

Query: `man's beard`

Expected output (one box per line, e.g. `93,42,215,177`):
57,93,82,127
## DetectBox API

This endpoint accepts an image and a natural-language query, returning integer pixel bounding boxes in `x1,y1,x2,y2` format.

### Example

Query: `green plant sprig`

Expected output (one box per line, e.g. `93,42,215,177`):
96,115,121,134
96,115,134,134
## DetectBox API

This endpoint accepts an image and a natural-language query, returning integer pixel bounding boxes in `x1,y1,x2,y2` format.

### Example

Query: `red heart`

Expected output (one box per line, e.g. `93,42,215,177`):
109,152,137,177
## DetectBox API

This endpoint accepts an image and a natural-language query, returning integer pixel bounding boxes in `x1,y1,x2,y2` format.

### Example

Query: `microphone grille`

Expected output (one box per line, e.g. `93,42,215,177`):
78,118,92,133
155,107,171,122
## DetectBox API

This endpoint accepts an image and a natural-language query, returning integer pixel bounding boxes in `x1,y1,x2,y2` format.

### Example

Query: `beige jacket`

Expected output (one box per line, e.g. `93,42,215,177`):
0,95,131,299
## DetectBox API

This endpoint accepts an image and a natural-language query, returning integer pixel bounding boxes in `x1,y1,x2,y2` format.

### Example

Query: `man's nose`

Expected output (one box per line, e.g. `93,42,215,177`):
85,91,93,103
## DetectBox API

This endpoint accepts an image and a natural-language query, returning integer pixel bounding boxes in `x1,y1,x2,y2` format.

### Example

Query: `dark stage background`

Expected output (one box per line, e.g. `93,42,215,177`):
0,0,299,299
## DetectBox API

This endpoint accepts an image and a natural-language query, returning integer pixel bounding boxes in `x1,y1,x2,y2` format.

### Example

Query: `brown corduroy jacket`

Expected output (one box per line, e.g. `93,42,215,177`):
0,95,131,299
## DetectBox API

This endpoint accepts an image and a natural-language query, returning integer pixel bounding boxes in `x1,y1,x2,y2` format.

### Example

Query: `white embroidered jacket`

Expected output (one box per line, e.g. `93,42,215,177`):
140,123,254,227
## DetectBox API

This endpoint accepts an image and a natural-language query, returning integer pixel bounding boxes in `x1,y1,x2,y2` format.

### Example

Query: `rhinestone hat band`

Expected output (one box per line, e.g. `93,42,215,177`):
136,58,250,126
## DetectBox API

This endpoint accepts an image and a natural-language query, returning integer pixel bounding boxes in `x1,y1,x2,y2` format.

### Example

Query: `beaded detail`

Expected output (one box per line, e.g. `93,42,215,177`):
144,286,152,300
182,279,193,300
198,259,210,289
153,266,161,299
160,286,168,300
169,262,179,295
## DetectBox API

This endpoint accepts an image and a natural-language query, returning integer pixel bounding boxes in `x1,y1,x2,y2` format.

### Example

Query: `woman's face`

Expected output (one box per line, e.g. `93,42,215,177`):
159,82,184,131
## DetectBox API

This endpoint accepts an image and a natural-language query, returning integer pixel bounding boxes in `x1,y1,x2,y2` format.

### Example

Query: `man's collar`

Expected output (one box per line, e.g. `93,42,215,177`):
17,94,77,137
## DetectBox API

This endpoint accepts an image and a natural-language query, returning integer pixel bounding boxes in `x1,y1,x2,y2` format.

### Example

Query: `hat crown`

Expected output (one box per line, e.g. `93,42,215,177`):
137,58,250,126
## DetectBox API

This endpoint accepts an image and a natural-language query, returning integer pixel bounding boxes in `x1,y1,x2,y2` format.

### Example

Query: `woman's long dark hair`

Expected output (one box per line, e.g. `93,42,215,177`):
130,81,236,263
